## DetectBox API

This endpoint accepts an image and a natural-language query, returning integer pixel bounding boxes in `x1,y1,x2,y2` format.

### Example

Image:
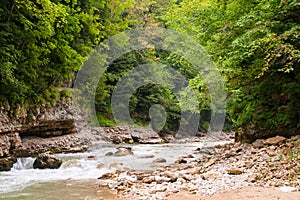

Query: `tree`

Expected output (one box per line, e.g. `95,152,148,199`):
0,0,130,110
166,0,300,141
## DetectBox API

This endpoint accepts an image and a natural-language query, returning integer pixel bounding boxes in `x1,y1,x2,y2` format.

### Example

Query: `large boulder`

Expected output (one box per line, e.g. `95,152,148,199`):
33,153,62,169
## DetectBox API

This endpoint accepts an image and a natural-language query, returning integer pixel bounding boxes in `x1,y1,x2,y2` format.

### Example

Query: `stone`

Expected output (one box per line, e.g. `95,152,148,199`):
150,185,167,193
161,171,178,182
105,152,114,156
182,167,201,175
153,158,167,163
290,135,300,142
114,147,134,156
142,176,156,183
139,155,155,159
184,154,194,158
131,129,164,144
202,172,223,180
226,169,244,175
252,139,265,148
33,153,62,169
155,176,172,184
87,155,96,159
98,172,113,179
175,157,187,164
245,161,254,168
97,163,105,169
0,157,17,171
265,136,286,145
104,126,134,144
203,159,215,168
62,161,83,168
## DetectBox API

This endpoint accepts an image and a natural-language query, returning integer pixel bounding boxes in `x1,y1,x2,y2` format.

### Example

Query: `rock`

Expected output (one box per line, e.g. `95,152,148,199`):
202,172,223,180
203,159,215,168
114,147,134,156
62,161,83,168
142,176,156,183
150,185,167,193
265,136,286,145
182,167,201,175
0,132,22,171
155,176,172,184
161,171,178,182
87,155,96,159
0,157,17,171
153,158,167,163
98,172,113,179
226,169,244,175
131,129,164,144
139,155,155,158
33,153,62,169
104,126,134,144
184,154,194,158
252,139,265,148
245,161,254,168
97,163,105,169
175,157,187,164
290,135,300,141
105,152,114,156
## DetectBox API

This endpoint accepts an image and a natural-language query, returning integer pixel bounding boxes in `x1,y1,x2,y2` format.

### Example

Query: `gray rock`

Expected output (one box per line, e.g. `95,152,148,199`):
153,158,167,163
105,152,114,156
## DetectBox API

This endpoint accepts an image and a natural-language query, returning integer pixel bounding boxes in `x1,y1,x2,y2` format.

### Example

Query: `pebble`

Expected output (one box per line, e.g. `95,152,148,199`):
96,135,300,199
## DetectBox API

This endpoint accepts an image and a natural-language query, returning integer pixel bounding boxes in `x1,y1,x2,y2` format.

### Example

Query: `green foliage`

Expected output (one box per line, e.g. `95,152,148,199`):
0,0,131,109
166,0,300,136
3,0,298,138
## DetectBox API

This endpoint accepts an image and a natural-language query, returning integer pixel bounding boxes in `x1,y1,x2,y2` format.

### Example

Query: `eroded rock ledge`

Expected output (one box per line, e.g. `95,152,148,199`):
0,101,86,171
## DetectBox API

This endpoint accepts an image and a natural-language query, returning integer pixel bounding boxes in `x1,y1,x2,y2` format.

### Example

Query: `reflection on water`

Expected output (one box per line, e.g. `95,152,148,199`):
0,180,114,200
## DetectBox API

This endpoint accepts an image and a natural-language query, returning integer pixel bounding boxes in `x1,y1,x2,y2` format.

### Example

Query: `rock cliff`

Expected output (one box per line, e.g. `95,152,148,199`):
0,100,85,171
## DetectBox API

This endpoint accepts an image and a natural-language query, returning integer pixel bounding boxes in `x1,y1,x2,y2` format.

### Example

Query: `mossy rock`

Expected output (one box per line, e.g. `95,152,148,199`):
0,157,17,171
33,153,62,169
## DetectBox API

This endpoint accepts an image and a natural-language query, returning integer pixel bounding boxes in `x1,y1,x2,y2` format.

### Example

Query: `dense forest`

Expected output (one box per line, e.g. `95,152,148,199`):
1,0,299,142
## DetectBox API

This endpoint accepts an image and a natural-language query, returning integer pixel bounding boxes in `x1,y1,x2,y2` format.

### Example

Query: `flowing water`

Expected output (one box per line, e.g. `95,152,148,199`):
0,141,230,199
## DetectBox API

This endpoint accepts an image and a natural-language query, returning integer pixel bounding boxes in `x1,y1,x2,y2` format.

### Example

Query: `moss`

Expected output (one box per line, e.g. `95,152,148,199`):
0,158,16,171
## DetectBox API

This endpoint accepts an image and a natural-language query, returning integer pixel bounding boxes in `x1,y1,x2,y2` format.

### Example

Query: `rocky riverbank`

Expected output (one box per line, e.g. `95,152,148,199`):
0,100,89,171
95,135,300,199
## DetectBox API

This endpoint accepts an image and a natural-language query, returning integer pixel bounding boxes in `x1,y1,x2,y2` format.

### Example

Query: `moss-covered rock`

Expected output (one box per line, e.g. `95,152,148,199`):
33,153,62,169
0,157,16,171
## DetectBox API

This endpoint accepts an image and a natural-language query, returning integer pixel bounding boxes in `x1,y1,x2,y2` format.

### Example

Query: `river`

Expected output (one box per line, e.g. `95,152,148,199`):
0,141,229,199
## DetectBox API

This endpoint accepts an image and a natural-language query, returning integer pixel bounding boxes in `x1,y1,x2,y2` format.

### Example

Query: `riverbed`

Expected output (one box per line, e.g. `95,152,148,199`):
0,141,229,199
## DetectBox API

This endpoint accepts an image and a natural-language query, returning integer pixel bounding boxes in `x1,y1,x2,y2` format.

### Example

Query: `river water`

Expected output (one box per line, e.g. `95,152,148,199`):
0,141,229,199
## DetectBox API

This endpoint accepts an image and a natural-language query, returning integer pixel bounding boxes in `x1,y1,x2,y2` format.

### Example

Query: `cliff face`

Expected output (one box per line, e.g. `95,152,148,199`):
0,101,85,171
